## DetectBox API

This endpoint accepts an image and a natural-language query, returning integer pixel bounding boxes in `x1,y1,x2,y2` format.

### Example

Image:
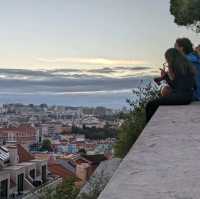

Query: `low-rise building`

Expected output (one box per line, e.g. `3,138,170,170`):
0,125,37,146
0,144,55,199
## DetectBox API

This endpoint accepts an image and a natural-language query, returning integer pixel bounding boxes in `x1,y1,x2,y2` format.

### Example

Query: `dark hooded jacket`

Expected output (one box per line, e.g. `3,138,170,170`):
187,52,200,100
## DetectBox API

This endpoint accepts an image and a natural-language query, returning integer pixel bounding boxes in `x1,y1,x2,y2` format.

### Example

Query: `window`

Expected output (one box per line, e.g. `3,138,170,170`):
30,169,35,179
0,179,8,199
42,165,47,183
17,173,24,193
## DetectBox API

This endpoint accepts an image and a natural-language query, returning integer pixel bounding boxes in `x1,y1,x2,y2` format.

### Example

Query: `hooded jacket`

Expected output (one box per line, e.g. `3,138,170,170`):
187,52,200,101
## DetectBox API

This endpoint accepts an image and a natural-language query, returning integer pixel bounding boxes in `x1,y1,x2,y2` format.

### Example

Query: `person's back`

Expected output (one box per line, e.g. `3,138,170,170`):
175,38,200,101
146,48,196,123
187,52,200,100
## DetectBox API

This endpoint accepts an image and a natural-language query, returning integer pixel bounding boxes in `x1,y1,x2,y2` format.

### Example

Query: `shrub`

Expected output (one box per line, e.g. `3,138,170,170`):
114,80,159,158
40,178,79,199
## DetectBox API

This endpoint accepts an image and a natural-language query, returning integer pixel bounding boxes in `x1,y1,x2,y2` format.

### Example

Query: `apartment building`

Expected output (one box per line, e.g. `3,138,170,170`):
0,125,36,146
0,144,48,199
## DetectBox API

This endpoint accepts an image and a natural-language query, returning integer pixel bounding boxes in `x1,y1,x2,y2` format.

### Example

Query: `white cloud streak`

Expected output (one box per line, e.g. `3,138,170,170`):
36,57,147,66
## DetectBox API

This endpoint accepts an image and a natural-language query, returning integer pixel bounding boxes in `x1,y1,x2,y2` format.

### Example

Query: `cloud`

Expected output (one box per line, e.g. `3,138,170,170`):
87,67,115,73
0,65,156,83
86,66,151,74
36,57,147,66
116,66,151,71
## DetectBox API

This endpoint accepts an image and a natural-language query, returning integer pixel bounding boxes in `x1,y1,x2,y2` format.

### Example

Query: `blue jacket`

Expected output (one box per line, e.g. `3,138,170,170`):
187,52,200,101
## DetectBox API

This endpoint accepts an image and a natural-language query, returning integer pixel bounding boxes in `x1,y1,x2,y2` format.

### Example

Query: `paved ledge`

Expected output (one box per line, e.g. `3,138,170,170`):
98,103,200,199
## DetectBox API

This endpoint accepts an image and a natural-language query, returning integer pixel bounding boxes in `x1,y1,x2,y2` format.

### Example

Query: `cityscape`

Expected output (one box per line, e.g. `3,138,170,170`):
0,0,199,199
0,103,124,198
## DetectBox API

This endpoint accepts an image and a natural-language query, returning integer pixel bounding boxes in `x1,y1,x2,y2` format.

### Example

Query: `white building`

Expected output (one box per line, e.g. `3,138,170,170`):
0,144,49,199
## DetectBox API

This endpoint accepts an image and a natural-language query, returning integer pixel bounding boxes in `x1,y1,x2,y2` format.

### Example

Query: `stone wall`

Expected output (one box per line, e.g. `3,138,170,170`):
98,104,200,199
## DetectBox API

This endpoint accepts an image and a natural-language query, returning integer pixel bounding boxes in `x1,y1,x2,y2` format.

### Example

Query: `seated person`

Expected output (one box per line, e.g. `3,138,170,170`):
146,48,196,123
175,38,200,100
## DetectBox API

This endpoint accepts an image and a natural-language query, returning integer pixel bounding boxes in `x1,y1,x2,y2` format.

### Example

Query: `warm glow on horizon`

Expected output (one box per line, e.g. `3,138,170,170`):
0,56,148,71
36,57,147,66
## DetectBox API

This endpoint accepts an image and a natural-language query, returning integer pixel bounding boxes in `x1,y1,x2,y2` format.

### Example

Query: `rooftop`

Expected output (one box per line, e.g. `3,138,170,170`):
48,163,80,181
4,164,25,171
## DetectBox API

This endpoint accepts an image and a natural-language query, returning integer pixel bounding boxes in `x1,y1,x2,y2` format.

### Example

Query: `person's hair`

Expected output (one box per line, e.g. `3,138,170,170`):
165,48,196,77
175,38,193,54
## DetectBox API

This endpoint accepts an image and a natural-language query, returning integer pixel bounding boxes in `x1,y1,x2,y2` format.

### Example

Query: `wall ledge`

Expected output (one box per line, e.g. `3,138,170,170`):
98,103,200,199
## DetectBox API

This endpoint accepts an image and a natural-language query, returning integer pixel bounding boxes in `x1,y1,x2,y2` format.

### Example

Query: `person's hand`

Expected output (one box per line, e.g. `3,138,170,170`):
160,63,168,78
160,68,167,78
154,77,162,85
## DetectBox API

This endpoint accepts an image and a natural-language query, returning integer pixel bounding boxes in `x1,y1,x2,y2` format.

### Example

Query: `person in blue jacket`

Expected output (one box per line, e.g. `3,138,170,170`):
175,38,200,100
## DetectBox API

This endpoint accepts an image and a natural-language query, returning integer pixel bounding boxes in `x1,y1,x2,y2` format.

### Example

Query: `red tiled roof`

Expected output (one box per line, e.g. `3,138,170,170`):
0,125,36,134
17,144,34,162
48,163,80,181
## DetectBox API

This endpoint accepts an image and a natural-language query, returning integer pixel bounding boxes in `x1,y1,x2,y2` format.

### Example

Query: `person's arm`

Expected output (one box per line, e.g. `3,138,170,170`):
163,73,175,88
154,68,169,85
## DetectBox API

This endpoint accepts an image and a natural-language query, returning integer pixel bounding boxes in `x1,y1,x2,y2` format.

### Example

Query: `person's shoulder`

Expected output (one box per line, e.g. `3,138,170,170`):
187,52,200,64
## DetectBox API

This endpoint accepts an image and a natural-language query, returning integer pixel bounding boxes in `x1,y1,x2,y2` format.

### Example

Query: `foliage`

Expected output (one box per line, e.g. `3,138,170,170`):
41,139,52,151
170,0,200,32
72,126,117,140
40,178,79,199
55,178,80,199
114,80,159,158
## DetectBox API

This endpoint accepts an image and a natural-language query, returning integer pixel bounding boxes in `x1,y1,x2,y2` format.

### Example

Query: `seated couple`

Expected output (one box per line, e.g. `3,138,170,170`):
146,38,200,122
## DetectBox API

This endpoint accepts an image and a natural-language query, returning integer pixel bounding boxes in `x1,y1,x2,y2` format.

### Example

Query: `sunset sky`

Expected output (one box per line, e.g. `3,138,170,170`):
0,0,199,72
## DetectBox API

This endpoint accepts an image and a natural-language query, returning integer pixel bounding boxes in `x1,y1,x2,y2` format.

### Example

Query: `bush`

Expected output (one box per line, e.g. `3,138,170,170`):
114,80,159,158
40,178,79,199
41,139,52,152
72,126,117,140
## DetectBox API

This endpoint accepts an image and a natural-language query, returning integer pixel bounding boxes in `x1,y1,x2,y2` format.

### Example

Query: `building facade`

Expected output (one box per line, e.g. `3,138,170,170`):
0,125,36,146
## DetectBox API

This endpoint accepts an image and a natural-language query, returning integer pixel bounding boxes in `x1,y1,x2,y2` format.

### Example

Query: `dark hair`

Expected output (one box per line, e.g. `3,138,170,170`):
176,38,193,54
165,48,196,77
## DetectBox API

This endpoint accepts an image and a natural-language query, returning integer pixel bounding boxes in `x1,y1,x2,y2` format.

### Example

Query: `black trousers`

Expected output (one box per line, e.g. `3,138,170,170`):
146,94,192,123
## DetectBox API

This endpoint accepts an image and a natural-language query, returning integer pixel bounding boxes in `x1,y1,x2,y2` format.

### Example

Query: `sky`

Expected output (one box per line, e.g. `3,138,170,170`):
0,0,199,107
0,0,199,70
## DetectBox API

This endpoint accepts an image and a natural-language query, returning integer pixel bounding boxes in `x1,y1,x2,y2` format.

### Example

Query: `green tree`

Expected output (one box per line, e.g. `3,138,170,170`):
55,178,79,199
42,139,52,151
170,0,200,32
41,178,79,199
114,81,159,158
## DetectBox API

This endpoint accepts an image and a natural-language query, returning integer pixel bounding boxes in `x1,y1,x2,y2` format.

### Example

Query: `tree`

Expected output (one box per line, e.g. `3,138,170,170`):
114,80,159,158
55,178,79,199
170,0,200,32
41,178,79,199
42,139,52,151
